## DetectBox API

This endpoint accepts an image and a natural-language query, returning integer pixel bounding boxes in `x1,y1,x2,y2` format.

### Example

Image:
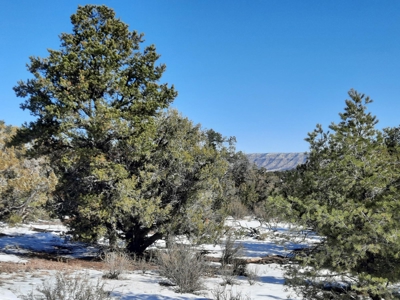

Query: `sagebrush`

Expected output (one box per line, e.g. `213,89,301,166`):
102,251,132,279
21,271,113,300
212,285,252,300
157,243,206,293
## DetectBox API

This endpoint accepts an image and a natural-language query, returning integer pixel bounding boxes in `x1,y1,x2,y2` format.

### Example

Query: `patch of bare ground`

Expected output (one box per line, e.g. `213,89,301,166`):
0,252,158,275
0,257,106,274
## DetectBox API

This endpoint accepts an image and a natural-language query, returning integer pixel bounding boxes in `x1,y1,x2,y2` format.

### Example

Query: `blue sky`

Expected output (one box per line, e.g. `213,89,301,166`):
1,1,400,153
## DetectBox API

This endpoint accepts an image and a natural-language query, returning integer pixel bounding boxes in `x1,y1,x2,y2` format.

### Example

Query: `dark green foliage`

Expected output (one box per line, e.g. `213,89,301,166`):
206,129,225,150
384,126,400,160
11,5,229,254
120,109,231,253
226,151,271,210
282,90,400,299
224,152,290,226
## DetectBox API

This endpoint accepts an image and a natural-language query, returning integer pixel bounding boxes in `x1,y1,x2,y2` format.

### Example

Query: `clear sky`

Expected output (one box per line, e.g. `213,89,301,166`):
1,1,400,153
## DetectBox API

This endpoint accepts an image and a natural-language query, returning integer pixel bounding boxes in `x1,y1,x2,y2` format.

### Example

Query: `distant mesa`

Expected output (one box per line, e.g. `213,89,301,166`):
246,152,308,171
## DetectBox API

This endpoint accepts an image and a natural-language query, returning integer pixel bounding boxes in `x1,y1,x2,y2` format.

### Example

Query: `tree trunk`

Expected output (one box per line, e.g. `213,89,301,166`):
106,222,118,251
126,230,163,255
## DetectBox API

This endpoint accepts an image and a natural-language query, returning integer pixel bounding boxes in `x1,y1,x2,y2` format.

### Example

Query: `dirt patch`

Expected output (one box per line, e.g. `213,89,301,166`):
0,257,107,274
0,253,159,274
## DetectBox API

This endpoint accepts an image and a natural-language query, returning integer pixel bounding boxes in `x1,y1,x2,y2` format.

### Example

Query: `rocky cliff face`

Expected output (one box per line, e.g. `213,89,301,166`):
246,153,308,171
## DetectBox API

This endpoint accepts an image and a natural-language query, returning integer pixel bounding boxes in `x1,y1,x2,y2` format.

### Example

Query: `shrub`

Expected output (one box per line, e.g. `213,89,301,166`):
102,251,132,279
246,266,259,285
157,243,206,293
132,252,154,274
232,259,247,276
211,285,252,300
255,232,269,241
22,271,113,300
219,234,248,285
226,199,249,220
220,266,238,286
221,234,244,268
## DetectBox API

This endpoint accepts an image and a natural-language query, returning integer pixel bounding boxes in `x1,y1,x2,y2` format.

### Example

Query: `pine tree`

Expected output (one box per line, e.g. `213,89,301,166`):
284,90,400,299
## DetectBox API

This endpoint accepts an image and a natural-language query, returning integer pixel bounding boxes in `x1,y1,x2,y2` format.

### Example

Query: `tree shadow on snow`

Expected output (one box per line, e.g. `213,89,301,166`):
112,291,209,300
257,275,285,285
256,294,291,300
0,232,98,259
240,240,293,257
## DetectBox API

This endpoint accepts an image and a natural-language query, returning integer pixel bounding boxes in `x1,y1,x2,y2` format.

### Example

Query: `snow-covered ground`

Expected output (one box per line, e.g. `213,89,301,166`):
0,217,317,300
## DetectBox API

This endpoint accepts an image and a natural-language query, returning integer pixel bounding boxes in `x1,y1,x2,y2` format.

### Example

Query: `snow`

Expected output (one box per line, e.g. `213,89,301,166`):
0,217,306,299
0,289,20,300
0,222,99,259
0,254,27,264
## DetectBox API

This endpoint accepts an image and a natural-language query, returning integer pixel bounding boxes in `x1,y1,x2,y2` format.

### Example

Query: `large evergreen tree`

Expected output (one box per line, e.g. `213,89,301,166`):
11,5,181,253
11,5,232,254
284,90,400,299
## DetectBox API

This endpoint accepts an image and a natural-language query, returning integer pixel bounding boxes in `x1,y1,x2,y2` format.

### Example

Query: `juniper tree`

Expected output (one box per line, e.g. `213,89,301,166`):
283,90,400,299
11,5,232,254
113,109,232,253
11,5,178,252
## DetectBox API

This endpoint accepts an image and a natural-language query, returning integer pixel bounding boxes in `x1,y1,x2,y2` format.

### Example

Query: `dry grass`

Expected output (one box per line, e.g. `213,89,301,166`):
0,250,159,276
132,252,156,274
102,251,132,279
0,258,105,274
211,285,252,300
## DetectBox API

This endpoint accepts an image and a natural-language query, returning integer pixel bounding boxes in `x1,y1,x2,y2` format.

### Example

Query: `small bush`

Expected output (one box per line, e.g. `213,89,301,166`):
220,235,248,285
221,234,244,268
226,200,249,220
232,259,247,276
220,259,248,286
102,251,132,279
212,285,252,300
157,243,206,293
7,214,23,225
220,266,238,286
256,232,269,241
132,252,153,274
21,271,113,300
246,266,259,285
